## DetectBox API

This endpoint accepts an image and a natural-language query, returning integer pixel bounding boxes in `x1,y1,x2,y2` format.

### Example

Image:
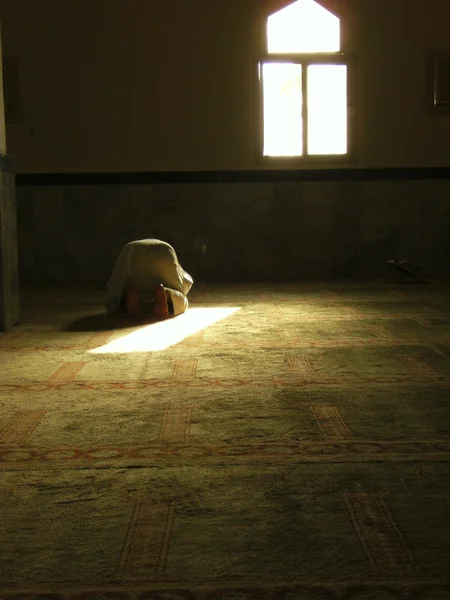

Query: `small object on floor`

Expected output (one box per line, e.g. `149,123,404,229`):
387,259,425,283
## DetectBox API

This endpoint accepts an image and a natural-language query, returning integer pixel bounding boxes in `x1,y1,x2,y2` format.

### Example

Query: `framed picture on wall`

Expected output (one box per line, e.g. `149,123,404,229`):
426,50,450,114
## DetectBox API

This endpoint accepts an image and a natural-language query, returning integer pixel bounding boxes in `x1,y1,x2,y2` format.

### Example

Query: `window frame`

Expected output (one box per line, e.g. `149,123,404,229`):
256,52,357,165
426,50,450,115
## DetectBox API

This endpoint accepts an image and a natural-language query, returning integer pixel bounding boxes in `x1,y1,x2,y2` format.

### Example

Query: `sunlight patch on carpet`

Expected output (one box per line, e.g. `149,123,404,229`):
88,307,241,353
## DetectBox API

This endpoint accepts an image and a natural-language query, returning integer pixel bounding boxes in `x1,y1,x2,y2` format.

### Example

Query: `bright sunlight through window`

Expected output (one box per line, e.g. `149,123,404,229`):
307,64,347,155
267,0,340,53
263,0,347,157
89,307,241,354
263,63,303,156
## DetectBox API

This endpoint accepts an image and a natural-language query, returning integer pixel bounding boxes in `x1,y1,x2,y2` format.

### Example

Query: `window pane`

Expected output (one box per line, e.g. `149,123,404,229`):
307,64,347,155
267,0,340,54
263,63,303,157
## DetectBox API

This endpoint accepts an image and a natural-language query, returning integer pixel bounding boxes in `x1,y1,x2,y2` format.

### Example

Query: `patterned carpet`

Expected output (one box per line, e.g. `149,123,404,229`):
0,281,449,600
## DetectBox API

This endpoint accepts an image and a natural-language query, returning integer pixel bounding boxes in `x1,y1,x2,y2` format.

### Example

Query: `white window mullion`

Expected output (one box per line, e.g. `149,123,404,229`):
302,61,308,156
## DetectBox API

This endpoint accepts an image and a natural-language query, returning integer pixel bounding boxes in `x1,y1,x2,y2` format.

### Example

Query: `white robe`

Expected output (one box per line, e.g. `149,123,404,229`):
106,239,193,315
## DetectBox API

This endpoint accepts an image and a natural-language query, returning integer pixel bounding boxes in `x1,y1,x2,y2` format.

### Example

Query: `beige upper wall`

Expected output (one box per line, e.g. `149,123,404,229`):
0,0,449,173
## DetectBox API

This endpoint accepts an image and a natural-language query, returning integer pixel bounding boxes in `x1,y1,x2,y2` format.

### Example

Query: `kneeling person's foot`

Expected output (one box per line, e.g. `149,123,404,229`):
153,284,169,319
125,285,142,317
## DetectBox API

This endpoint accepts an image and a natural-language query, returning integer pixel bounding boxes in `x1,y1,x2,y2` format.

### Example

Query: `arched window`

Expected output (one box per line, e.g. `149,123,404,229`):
259,0,352,159
267,0,340,53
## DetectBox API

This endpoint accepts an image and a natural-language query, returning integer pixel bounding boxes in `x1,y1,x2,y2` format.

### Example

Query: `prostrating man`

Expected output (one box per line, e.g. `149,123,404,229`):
106,239,193,319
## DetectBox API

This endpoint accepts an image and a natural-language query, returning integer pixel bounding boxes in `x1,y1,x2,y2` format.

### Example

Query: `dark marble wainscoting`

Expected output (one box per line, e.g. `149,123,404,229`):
0,154,19,330
15,176,450,284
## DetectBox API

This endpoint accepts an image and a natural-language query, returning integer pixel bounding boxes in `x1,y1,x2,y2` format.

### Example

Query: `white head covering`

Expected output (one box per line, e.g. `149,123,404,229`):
166,288,188,316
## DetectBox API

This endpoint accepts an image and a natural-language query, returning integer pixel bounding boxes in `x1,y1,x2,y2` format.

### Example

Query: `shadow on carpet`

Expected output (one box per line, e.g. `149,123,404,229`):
64,312,159,332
